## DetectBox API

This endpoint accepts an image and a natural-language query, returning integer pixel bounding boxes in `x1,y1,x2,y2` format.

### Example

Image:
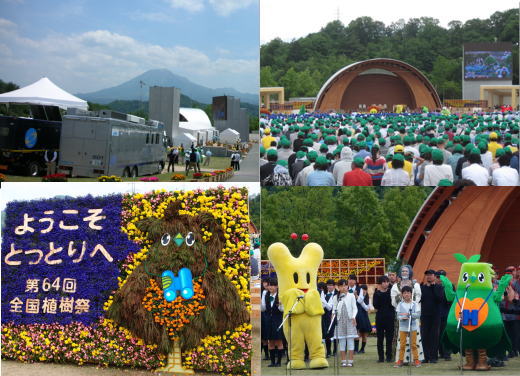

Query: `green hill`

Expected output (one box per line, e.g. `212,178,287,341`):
261,9,519,100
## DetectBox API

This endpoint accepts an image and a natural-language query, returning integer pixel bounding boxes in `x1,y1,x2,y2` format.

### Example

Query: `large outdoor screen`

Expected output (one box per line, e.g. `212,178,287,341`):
212,96,227,121
464,50,513,80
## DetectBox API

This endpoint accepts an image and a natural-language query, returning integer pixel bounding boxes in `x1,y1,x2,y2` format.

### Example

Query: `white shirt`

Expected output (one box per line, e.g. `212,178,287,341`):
423,164,453,186
331,292,357,319
492,166,519,186
462,163,490,186
294,164,314,186
381,168,412,186
480,151,493,171
332,159,353,185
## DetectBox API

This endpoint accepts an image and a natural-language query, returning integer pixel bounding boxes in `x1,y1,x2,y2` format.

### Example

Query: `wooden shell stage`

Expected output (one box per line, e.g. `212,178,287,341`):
398,187,520,282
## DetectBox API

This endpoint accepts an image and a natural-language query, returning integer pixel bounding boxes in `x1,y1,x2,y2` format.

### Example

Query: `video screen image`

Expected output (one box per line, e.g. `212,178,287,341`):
464,50,512,80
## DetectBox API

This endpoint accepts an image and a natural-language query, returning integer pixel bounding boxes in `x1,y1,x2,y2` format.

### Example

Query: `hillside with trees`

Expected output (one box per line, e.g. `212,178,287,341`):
261,10,519,100
260,187,432,262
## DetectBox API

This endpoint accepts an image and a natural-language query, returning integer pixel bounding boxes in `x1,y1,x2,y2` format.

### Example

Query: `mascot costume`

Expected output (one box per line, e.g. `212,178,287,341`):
439,254,512,371
267,242,329,370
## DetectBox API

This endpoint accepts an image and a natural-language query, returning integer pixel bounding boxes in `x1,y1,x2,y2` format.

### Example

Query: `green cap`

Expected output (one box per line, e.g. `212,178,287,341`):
315,156,329,167
432,148,444,162
277,160,288,167
392,153,405,162
296,151,305,159
438,179,453,186
307,150,318,162
495,148,505,158
353,156,365,168
266,149,278,158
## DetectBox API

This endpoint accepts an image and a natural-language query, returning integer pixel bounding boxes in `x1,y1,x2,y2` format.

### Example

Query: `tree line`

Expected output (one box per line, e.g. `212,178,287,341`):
261,10,519,100
260,187,433,261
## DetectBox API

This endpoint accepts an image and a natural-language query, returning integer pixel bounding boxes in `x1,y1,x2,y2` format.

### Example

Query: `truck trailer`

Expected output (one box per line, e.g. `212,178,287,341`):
0,105,62,176
58,110,166,177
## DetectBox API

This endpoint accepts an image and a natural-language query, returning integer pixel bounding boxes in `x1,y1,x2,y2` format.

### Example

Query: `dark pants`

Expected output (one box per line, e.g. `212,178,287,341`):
376,316,394,361
438,315,450,358
421,315,440,361
504,320,518,355
167,159,175,172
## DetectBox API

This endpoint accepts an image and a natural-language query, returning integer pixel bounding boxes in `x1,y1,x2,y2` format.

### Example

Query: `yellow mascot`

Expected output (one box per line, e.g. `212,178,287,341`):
267,242,329,370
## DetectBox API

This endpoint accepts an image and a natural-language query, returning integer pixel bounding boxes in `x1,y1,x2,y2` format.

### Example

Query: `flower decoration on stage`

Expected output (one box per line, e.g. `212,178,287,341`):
290,232,298,240
301,233,309,241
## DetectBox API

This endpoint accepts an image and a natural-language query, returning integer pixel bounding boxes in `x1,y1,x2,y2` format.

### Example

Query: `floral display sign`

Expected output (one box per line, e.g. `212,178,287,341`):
1,195,140,325
1,188,251,374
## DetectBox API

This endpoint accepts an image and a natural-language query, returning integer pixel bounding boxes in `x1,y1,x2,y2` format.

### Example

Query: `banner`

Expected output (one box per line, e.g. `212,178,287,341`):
2,195,139,325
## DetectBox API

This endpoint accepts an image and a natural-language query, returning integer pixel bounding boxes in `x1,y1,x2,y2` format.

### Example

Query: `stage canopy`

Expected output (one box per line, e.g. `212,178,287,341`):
0,77,88,110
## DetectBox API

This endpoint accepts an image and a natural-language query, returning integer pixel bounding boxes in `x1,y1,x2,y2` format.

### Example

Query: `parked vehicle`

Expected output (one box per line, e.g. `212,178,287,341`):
0,106,62,176
58,109,166,177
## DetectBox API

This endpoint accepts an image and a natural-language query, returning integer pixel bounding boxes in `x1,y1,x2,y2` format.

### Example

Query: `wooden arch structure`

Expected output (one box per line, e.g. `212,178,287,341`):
398,187,520,282
314,58,442,112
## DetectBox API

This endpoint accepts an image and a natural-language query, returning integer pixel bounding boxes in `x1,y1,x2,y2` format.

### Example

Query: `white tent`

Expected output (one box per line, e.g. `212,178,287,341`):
178,107,217,145
220,128,240,144
0,77,88,110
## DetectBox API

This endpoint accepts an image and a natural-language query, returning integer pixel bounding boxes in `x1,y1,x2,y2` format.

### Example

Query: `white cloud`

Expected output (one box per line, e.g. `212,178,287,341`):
166,0,204,13
0,17,16,29
208,0,256,16
0,27,258,93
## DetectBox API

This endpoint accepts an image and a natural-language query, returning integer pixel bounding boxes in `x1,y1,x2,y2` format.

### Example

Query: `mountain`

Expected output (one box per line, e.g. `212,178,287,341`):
77,69,258,106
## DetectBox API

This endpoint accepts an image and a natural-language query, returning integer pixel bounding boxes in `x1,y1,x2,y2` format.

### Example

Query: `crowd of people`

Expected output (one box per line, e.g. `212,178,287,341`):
166,144,241,173
261,265,520,369
259,111,519,186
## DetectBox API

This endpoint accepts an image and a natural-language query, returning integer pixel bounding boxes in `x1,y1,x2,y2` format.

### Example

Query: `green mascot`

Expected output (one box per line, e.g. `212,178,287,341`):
439,254,512,371
267,242,329,370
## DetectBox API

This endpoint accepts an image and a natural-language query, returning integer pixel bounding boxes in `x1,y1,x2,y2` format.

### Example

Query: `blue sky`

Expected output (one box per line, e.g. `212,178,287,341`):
0,0,259,94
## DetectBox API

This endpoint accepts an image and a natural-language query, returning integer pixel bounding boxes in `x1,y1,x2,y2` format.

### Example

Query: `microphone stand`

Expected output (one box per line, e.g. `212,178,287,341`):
328,296,340,376
407,301,414,376
279,296,303,376
458,285,470,375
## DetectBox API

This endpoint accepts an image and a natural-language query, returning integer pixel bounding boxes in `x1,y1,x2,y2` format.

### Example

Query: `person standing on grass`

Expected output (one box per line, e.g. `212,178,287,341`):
395,286,421,368
420,269,444,364
204,149,212,166
355,283,371,354
167,146,175,173
436,270,452,361
235,151,241,171
44,150,58,176
261,278,284,367
373,275,395,363
321,279,337,358
331,279,358,367
261,278,270,361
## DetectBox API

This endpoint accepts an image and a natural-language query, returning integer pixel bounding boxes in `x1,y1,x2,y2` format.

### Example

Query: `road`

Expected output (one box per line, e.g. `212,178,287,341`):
228,140,259,182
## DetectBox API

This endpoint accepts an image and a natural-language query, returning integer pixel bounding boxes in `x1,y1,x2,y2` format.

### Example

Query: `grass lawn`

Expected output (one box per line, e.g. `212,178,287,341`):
261,322,520,376
2,157,233,182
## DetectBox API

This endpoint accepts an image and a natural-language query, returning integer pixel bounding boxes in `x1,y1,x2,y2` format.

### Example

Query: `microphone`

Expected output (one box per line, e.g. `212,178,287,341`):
465,284,471,290
296,295,305,300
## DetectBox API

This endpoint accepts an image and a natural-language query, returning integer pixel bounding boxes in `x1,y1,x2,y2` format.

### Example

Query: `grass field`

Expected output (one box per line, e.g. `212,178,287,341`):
261,335,520,376
2,156,232,182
